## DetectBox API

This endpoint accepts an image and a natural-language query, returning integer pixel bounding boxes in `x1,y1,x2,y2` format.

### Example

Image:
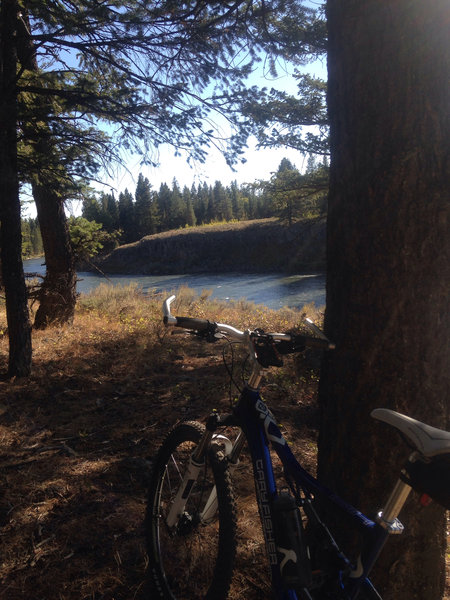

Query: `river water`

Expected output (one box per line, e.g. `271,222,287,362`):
24,257,326,311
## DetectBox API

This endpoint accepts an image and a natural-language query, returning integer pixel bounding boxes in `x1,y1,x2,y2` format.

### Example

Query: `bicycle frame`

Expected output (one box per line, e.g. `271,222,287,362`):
232,385,402,600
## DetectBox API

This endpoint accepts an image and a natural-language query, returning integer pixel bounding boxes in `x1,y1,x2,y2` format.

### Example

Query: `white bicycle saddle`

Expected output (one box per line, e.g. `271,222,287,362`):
371,408,450,458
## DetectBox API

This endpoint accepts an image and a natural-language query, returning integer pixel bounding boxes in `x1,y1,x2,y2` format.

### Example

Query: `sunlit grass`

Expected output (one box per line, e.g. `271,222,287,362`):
76,283,321,334
0,284,322,381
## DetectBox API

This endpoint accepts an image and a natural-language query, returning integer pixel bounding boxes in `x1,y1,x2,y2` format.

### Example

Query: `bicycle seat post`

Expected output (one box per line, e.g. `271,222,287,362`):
377,475,412,534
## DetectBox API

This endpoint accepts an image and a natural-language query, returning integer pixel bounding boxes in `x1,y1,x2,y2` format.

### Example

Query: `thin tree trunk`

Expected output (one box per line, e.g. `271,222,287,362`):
318,2,449,599
16,10,77,329
32,184,77,329
0,0,32,376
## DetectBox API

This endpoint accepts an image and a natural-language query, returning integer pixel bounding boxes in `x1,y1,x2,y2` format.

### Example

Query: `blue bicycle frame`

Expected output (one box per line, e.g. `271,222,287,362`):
234,386,390,600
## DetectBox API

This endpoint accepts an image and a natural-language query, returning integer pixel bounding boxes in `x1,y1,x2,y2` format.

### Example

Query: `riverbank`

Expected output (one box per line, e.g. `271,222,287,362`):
24,257,326,310
93,217,326,275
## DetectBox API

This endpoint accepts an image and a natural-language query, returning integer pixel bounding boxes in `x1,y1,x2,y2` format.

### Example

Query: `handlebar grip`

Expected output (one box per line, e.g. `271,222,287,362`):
164,315,211,332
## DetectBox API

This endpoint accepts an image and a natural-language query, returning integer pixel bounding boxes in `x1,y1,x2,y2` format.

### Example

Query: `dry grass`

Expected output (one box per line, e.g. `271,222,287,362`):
0,286,320,600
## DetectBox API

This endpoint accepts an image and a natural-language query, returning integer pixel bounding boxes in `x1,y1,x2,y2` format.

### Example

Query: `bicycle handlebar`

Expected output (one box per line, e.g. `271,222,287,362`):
163,295,335,354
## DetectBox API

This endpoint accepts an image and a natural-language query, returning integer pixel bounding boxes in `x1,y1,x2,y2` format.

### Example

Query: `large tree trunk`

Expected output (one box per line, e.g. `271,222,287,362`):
318,1,449,599
0,0,32,377
33,184,77,329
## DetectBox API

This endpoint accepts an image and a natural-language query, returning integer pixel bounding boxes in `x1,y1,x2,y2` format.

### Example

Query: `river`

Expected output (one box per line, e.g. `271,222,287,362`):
24,257,326,311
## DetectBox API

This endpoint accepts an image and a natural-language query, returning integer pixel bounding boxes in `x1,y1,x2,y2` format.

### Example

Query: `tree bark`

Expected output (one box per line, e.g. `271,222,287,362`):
318,2,449,599
32,183,77,329
0,0,32,377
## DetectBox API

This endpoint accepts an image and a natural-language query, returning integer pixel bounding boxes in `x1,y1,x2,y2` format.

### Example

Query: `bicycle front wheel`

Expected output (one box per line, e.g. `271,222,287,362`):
145,421,237,600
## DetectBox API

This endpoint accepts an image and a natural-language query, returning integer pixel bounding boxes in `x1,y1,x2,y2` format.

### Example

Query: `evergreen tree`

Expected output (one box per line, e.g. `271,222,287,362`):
21,220,32,258
16,10,79,332
212,181,233,222
268,158,302,225
244,73,329,157
105,194,120,233
82,196,102,223
68,216,120,261
95,193,115,232
30,218,43,255
157,183,172,231
230,181,246,221
182,186,196,227
0,0,32,375
21,218,43,257
194,182,210,225
135,174,159,238
246,186,257,220
118,190,136,243
17,1,324,180
169,179,185,229
206,186,216,223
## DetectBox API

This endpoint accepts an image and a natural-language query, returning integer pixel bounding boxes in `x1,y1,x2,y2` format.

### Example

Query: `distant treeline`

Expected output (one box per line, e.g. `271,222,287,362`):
81,157,328,244
22,218,43,258
21,157,328,258
82,176,270,244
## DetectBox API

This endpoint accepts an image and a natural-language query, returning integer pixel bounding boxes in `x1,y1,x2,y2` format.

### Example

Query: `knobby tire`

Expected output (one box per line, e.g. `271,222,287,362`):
145,421,237,600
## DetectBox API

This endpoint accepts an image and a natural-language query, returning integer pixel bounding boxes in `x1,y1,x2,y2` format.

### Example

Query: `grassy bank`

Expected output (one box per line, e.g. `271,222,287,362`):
0,286,322,600
94,217,326,275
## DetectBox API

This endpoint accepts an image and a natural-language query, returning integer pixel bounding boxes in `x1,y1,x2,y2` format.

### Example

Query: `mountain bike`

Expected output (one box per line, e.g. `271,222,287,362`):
145,295,450,600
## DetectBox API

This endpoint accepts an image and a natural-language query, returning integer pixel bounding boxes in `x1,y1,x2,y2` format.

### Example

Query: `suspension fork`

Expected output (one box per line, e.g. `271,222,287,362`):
166,412,242,528
199,429,246,521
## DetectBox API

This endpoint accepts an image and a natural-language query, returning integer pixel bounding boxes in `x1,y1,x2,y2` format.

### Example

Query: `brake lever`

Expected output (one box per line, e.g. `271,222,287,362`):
304,318,327,339
304,318,335,349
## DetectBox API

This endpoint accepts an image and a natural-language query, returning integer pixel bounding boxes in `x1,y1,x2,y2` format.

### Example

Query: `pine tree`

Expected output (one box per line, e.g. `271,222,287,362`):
118,190,136,243
157,183,172,231
268,159,302,225
0,0,32,375
194,182,210,225
182,186,196,228
169,179,185,230
212,181,233,222
135,174,159,238
105,194,120,232
29,218,43,255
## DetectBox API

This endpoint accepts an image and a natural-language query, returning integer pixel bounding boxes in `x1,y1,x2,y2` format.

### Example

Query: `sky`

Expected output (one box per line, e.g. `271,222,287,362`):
104,138,310,196
94,56,327,200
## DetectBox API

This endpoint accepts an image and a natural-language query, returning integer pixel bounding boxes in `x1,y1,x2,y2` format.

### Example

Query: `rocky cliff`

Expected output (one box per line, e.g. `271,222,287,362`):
94,217,326,274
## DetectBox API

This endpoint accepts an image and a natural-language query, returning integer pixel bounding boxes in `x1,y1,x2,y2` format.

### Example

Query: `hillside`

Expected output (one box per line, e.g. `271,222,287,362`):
94,217,326,274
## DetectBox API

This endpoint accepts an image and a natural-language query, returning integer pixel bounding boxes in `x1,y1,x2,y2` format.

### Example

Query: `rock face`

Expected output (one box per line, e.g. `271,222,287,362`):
94,218,326,274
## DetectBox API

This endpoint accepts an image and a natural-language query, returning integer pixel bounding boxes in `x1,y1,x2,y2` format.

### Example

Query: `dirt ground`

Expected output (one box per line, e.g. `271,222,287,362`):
0,295,448,600
0,295,321,600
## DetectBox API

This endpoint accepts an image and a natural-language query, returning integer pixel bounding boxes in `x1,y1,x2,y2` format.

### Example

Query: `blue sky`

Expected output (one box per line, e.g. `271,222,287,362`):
96,56,327,198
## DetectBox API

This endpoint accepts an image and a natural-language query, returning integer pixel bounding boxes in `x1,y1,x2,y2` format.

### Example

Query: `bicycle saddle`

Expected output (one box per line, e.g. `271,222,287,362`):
371,409,450,458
